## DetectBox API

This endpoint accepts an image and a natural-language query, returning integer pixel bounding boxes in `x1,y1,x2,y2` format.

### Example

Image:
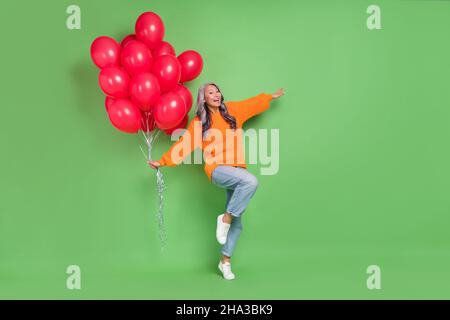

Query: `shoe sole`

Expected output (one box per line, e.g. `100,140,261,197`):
216,215,227,245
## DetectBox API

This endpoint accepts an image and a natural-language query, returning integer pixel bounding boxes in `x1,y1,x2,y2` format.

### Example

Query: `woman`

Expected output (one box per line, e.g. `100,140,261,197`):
148,83,284,280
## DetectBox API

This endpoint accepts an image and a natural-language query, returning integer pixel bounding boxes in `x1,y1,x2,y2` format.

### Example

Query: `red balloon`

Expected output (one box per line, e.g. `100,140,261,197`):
105,96,115,111
171,84,193,113
108,99,142,134
135,12,165,49
141,111,155,132
164,114,189,135
90,36,121,69
120,40,153,76
151,55,181,93
178,50,203,83
154,92,186,129
129,73,161,112
152,41,175,57
99,67,130,98
121,34,136,47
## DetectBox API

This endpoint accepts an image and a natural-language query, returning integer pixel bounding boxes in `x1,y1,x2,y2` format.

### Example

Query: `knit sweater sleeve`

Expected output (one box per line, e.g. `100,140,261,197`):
158,118,202,166
225,93,273,124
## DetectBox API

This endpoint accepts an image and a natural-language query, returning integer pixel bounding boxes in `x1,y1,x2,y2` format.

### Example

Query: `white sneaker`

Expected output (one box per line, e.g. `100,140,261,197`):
218,261,235,280
216,214,231,245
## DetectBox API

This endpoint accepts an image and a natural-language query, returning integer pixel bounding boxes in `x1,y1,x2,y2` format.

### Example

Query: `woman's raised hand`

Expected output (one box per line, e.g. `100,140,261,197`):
271,88,285,99
147,160,161,169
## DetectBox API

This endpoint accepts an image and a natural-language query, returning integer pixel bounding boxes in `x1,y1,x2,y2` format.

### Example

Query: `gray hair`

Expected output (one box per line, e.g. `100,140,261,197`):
195,82,236,137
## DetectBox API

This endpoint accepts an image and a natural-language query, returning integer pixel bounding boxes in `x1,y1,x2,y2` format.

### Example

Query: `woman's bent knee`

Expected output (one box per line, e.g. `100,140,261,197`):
244,175,259,191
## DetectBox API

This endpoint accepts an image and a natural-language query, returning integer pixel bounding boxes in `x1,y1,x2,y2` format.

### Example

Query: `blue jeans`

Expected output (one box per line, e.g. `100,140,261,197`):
211,165,259,257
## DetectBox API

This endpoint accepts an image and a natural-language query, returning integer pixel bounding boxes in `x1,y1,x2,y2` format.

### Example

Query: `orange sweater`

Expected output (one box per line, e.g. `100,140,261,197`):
158,93,273,180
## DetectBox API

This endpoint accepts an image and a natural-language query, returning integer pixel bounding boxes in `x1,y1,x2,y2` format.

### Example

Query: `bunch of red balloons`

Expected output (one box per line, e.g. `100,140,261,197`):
90,12,203,134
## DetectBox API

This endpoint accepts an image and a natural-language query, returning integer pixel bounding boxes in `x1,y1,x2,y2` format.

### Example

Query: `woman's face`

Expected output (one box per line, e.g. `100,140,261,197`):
204,85,222,108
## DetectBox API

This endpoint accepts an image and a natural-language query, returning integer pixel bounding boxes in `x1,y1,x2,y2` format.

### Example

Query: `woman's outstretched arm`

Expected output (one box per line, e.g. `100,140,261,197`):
226,88,285,124
148,117,202,169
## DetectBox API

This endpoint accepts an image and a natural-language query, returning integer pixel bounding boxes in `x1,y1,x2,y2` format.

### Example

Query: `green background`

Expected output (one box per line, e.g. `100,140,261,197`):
1,0,449,299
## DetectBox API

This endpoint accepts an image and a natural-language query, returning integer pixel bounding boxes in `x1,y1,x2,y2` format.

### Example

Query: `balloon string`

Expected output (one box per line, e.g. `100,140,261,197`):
155,167,166,249
140,127,167,250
